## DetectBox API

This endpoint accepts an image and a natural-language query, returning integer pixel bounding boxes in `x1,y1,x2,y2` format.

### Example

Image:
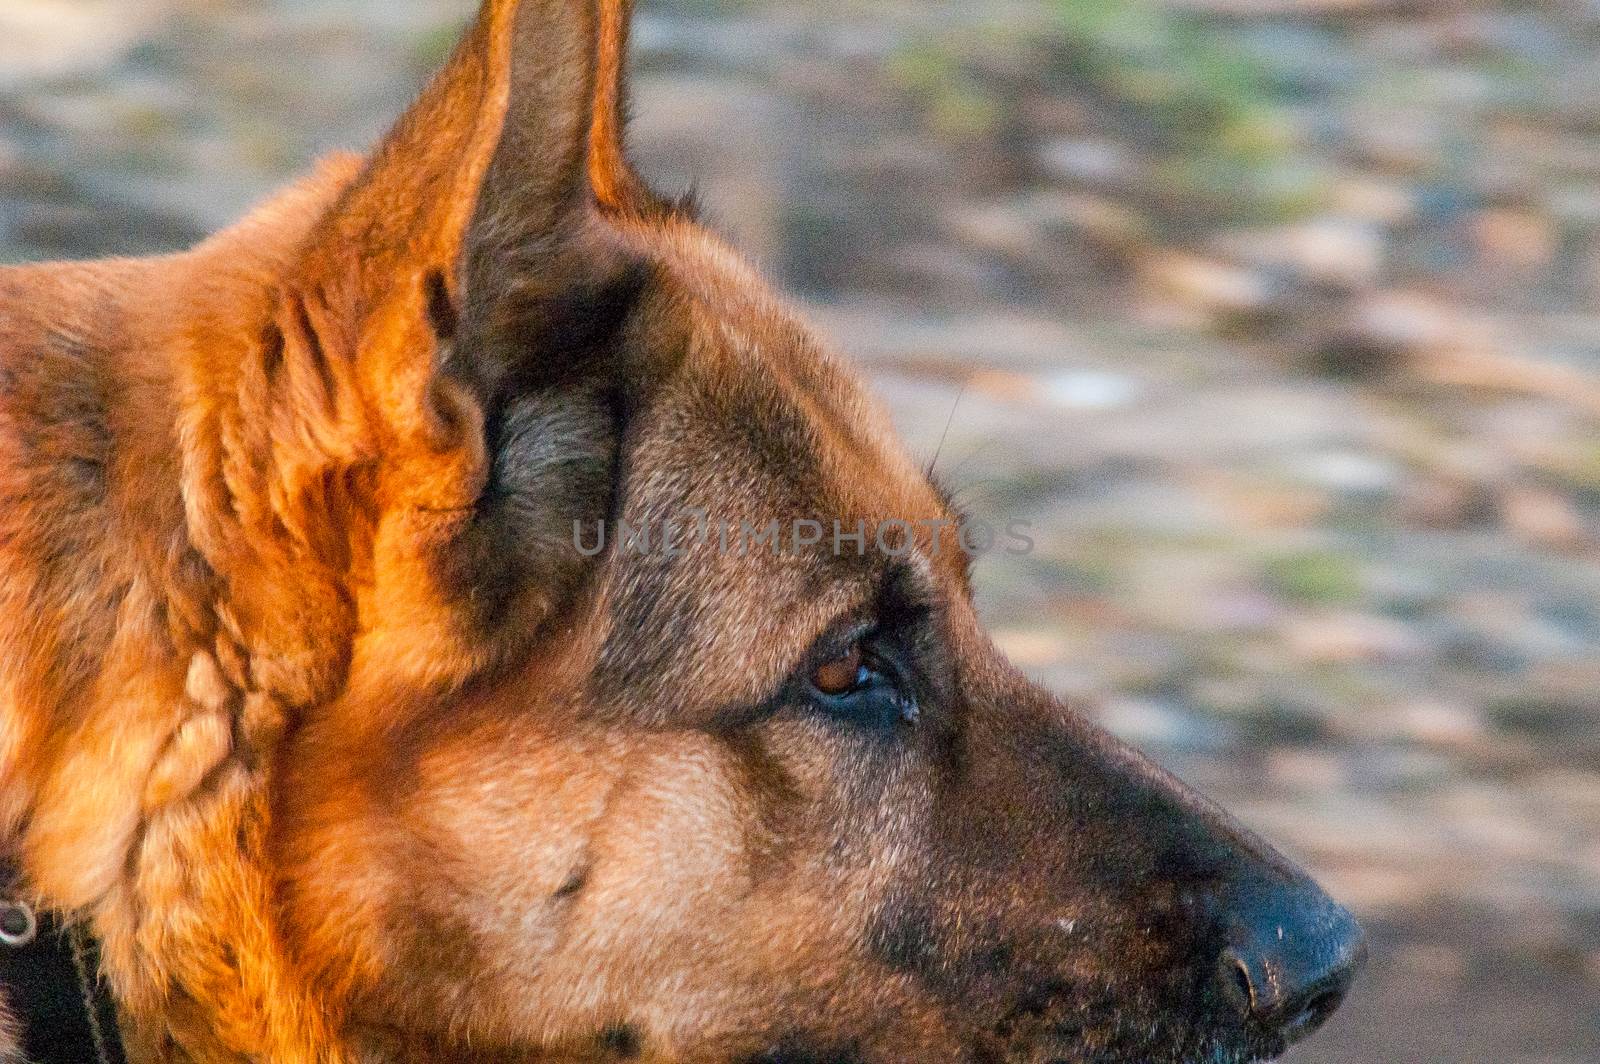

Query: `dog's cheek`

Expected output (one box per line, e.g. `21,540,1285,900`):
471,734,768,1033
322,722,644,1044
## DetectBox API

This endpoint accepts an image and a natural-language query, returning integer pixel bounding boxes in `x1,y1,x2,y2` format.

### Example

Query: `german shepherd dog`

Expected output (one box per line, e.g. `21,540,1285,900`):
0,1,1364,1061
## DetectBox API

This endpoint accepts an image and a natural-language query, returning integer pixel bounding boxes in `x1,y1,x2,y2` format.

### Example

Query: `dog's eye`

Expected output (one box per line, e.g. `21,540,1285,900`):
805,636,919,728
810,644,867,696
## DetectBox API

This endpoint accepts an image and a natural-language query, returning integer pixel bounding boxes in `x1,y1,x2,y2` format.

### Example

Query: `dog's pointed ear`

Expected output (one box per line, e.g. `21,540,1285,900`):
589,0,653,214
221,0,655,691
280,0,639,515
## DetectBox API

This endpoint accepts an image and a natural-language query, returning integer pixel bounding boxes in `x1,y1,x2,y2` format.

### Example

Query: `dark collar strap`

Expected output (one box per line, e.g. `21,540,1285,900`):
0,897,125,1064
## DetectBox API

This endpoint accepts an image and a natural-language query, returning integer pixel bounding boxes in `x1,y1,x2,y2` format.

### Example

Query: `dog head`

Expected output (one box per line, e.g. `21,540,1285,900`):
0,2,1363,1061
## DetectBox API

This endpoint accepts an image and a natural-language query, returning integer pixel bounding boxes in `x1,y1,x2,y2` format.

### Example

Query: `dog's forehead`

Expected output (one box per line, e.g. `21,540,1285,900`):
587,226,955,716
614,221,928,509
644,221,926,488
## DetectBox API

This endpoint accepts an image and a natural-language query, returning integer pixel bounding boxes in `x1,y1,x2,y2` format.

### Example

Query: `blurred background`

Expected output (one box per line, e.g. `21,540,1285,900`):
1,0,1598,1060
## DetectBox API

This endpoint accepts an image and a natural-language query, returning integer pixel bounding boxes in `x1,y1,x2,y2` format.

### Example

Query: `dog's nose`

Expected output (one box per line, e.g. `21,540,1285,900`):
1214,878,1366,1046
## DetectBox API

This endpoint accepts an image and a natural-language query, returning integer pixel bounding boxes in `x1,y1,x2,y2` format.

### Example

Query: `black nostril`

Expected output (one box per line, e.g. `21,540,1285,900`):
1219,944,1354,1025
1213,890,1366,1047
1232,954,1253,1004
1290,987,1346,1034
1218,948,1255,1015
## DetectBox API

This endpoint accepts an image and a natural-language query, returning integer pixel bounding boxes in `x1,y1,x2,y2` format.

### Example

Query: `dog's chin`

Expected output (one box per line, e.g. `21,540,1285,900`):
1025,983,1337,1064
992,1020,1292,1064
1021,1045,1277,1064
744,1021,1266,1064
735,1021,1289,1064
783,1040,1275,1064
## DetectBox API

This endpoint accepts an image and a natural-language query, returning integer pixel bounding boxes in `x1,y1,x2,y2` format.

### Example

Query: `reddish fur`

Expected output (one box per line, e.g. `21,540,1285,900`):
0,3,1355,1062
0,2,614,1057
0,1,972,1046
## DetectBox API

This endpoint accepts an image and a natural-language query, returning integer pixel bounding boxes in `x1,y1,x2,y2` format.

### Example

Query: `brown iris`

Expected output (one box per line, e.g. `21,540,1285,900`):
811,644,864,696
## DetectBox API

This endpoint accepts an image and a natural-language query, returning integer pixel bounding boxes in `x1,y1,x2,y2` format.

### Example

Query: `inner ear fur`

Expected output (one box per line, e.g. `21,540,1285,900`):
200,0,657,694
590,0,656,215
287,0,629,503
7,5,660,1062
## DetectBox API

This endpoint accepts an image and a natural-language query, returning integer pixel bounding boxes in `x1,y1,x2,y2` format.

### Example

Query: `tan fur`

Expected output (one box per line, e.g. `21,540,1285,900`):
0,2,1357,1062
